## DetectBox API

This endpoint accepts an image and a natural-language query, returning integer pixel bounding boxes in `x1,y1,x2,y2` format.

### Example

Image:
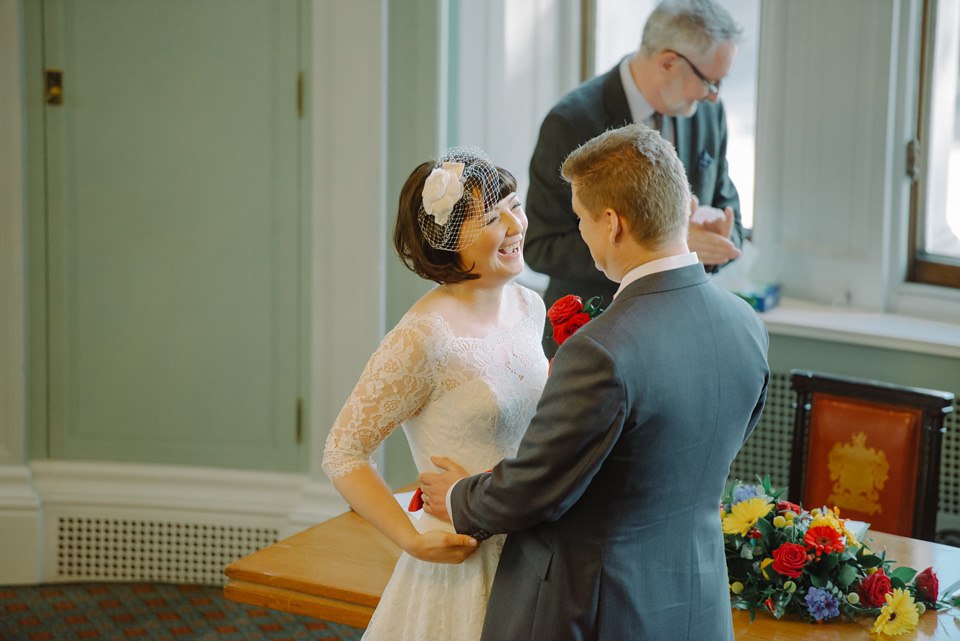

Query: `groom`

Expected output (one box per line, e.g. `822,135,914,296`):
419,123,769,640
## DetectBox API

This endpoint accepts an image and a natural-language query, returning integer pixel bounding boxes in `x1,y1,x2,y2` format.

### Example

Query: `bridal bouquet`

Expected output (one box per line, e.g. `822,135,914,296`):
723,477,959,635
547,295,604,347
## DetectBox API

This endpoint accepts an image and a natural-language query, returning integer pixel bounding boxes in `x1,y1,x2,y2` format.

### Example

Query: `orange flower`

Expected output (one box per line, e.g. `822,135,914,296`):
804,525,845,555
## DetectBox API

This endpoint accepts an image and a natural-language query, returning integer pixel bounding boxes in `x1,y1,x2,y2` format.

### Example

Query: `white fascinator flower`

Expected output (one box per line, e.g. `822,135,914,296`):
421,161,465,226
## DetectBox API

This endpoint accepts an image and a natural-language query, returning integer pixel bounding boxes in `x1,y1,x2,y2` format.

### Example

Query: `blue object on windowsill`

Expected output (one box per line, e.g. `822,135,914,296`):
734,283,781,312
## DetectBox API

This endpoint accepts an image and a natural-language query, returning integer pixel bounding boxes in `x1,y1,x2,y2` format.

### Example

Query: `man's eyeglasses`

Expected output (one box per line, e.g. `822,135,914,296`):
666,50,721,94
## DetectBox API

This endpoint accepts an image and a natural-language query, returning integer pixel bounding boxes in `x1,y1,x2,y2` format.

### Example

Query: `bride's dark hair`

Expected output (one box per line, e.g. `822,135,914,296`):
394,160,517,284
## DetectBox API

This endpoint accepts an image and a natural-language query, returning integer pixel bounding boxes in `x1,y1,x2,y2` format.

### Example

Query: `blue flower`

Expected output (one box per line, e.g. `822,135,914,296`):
804,587,840,621
733,484,762,505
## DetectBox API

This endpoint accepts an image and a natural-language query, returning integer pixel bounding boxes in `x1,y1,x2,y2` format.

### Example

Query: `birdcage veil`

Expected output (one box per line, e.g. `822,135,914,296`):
417,146,503,251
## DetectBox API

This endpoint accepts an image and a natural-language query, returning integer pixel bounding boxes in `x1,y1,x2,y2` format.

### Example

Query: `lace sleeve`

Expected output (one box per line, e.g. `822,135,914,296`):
321,318,437,480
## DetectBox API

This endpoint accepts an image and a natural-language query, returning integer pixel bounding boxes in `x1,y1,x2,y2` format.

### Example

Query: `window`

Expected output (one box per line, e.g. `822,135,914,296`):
910,0,960,289
590,0,760,229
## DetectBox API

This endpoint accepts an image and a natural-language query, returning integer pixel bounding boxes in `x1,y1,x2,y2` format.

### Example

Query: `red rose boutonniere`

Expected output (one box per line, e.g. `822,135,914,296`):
546,295,604,375
547,295,604,348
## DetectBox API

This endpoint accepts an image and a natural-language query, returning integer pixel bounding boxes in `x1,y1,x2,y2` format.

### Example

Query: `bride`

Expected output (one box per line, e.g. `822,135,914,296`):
321,147,549,640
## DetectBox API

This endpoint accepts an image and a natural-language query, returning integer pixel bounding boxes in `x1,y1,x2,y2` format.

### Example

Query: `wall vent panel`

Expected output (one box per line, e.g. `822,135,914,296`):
55,517,278,585
939,397,960,516
729,372,794,489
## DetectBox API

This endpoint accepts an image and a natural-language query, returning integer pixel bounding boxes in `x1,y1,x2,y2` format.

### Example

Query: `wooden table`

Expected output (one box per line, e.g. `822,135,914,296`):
225,504,960,638
224,507,398,628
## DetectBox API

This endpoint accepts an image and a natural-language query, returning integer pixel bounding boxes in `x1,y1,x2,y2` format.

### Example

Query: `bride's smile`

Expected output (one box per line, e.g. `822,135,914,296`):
458,192,527,283
498,240,522,257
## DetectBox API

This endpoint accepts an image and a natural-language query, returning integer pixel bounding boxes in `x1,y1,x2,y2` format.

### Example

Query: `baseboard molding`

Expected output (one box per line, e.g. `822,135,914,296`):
21,460,345,585
0,465,42,584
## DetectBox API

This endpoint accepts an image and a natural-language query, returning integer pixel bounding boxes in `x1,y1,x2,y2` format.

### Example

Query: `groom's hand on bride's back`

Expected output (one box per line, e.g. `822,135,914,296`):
419,456,470,524
408,530,479,564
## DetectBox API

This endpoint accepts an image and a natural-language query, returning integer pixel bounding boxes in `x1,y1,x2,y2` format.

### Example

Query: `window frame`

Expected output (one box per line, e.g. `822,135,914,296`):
908,0,960,290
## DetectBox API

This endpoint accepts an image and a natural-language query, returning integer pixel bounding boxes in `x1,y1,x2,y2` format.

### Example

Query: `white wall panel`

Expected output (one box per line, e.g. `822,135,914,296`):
754,0,900,309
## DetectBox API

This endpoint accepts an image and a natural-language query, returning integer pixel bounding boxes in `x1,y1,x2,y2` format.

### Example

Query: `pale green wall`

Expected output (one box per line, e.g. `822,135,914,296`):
768,335,960,395
381,0,442,488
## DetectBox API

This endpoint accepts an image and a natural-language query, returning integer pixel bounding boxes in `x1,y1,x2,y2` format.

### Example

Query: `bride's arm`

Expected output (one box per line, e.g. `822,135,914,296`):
332,465,478,563
322,320,479,564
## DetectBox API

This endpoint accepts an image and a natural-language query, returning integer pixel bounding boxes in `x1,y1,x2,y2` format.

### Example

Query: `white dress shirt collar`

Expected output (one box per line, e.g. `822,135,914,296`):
614,252,700,299
619,55,655,124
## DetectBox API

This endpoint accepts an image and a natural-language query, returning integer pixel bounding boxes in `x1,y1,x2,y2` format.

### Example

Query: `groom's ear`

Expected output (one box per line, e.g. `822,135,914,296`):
604,208,623,242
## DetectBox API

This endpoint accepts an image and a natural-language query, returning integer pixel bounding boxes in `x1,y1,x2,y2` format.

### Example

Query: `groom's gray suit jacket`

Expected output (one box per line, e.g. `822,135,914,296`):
450,263,769,641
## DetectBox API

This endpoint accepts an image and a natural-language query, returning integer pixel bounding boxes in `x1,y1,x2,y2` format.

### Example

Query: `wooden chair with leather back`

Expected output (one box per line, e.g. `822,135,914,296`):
789,370,954,541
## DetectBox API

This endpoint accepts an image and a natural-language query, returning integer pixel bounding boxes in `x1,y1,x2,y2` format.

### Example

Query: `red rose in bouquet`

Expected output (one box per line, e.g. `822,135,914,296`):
547,294,583,326
914,566,939,603
857,568,893,607
771,542,807,578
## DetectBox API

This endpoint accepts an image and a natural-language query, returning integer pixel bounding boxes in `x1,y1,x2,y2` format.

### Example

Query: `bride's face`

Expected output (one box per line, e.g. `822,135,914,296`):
458,192,526,283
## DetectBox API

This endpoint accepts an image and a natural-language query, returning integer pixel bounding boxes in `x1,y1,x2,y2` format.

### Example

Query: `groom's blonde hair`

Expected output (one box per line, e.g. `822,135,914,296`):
561,123,690,249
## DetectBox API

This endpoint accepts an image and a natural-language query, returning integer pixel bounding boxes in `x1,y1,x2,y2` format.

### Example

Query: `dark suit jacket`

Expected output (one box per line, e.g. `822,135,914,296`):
525,63,743,354
451,263,769,641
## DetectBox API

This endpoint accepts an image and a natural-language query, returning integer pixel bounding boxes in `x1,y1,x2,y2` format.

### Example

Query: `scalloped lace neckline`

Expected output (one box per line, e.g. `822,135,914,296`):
403,309,535,342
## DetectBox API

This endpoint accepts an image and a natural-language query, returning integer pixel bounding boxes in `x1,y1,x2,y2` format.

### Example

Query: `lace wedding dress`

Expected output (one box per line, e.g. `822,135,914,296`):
322,284,549,641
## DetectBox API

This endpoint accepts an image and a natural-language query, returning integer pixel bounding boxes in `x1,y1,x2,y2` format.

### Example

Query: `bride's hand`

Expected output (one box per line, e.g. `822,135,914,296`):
407,530,479,564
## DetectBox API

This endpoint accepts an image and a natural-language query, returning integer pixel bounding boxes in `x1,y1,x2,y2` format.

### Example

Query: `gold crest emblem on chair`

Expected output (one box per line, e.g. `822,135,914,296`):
827,431,889,515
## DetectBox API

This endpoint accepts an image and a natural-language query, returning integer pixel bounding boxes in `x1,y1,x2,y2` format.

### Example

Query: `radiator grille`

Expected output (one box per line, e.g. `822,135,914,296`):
729,371,794,489
730,372,960,518
56,517,278,585
940,397,960,515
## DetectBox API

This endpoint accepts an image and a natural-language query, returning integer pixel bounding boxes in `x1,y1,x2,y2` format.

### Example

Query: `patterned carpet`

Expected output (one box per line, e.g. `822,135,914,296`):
0,583,365,641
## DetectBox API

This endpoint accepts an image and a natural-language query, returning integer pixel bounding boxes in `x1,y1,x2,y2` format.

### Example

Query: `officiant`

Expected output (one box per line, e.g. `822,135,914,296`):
524,0,746,356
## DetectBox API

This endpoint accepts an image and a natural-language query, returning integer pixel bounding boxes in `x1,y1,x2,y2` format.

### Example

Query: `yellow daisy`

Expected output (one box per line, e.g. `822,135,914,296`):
722,497,773,536
871,588,920,636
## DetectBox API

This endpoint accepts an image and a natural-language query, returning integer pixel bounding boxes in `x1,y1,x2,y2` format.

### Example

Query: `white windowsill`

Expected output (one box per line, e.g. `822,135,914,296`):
758,298,960,359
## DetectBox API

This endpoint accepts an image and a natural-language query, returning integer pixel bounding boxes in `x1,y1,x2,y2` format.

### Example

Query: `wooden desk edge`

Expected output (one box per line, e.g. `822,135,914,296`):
223,559,382,609
224,578,375,629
